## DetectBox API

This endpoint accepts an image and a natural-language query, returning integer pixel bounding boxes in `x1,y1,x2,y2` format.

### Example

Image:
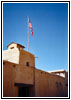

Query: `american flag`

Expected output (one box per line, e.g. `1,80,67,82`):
29,18,33,36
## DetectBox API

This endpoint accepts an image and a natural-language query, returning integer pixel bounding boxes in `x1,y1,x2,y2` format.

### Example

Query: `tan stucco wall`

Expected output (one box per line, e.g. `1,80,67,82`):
3,61,34,97
65,72,68,96
3,61,18,97
15,64,34,84
3,61,67,97
3,49,19,64
19,50,35,67
35,69,66,97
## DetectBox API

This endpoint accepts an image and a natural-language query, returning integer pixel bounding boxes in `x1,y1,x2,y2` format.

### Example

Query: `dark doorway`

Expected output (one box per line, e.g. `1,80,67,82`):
15,83,34,97
19,87,29,97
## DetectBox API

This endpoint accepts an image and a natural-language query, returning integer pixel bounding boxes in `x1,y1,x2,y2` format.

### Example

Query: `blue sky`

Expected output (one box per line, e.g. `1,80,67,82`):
3,3,68,71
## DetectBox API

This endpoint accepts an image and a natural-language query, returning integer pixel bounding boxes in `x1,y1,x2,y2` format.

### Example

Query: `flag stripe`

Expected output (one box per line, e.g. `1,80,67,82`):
29,18,33,36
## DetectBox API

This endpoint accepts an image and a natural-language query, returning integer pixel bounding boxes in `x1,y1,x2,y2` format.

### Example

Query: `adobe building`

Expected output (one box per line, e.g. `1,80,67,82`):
3,42,68,97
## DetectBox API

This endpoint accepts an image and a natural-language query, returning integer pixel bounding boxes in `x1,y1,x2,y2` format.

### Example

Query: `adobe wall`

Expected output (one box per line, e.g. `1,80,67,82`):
3,61,18,97
3,61,34,97
19,50,35,68
65,72,68,96
35,69,66,97
3,60,67,97
3,49,19,64
15,64,34,84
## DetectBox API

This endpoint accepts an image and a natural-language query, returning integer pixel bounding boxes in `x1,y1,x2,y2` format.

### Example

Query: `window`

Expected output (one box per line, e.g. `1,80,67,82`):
10,47,14,49
3,62,5,65
26,62,29,67
41,72,43,74
13,65,16,68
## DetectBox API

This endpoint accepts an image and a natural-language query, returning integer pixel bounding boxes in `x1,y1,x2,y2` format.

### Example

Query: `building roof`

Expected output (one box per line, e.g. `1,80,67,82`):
48,69,66,73
7,42,25,48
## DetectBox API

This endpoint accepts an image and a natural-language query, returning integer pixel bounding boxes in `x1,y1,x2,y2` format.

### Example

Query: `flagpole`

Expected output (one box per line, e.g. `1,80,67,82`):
28,16,29,51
